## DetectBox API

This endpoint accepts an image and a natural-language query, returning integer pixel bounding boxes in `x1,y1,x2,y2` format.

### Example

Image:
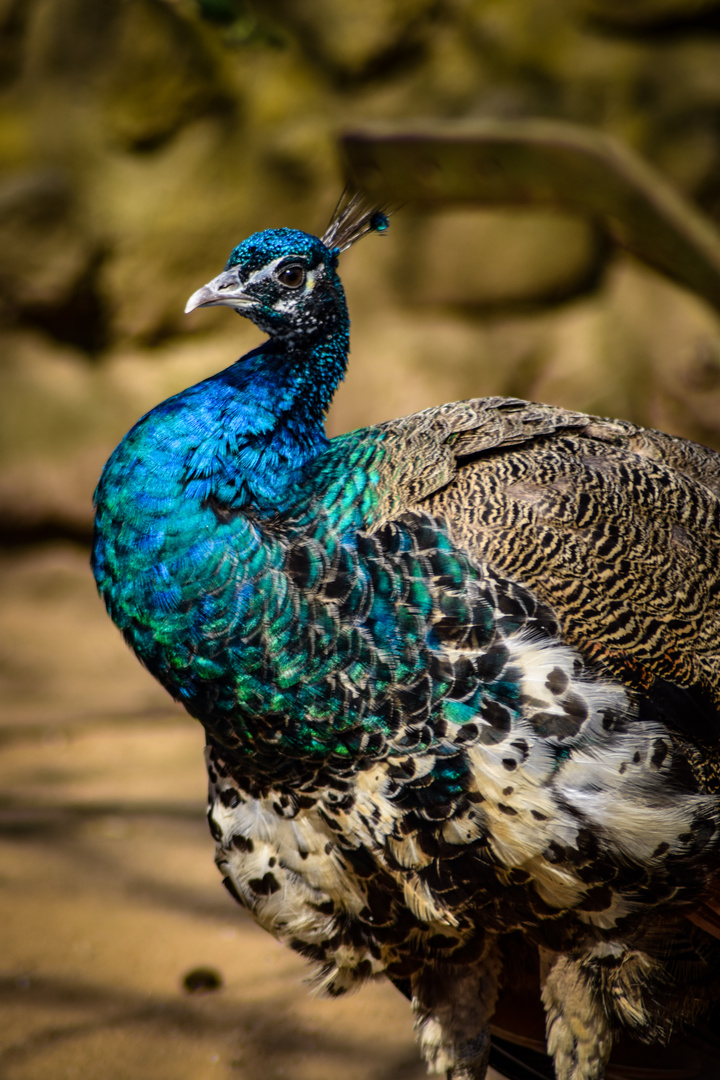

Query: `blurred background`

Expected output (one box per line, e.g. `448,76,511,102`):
3,1,720,1078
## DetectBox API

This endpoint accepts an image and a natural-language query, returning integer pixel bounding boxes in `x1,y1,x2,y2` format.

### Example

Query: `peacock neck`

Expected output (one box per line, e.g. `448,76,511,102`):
177,307,350,513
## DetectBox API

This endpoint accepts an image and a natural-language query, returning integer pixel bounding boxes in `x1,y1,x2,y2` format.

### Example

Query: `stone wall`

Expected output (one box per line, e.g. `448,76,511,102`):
2,0,720,541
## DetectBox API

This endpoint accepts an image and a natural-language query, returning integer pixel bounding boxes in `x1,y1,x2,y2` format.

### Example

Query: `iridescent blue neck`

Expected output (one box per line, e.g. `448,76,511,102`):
199,331,348,509
116,304,349,518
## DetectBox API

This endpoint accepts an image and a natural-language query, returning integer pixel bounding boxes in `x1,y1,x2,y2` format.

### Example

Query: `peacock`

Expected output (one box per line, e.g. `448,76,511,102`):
92,195,720,1080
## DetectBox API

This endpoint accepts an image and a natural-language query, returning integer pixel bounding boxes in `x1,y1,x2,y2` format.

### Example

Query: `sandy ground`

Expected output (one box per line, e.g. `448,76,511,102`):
0,543,509,1080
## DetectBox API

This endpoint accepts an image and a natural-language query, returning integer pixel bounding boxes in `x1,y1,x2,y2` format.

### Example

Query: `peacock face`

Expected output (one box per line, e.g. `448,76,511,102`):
185,227,344,339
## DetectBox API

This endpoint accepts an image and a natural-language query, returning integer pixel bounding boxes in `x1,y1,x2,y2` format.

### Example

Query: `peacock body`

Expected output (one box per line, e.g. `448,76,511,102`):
92,200,720,1080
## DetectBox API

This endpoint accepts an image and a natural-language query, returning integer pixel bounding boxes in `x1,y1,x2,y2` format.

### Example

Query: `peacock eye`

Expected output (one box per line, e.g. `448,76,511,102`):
276,263,306,289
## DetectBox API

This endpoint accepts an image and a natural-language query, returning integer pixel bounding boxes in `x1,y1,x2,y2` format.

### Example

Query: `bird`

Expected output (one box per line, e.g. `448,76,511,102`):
92,193,720,1080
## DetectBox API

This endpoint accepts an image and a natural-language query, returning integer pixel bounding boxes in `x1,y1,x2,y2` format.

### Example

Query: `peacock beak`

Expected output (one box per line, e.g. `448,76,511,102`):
184,270,255,315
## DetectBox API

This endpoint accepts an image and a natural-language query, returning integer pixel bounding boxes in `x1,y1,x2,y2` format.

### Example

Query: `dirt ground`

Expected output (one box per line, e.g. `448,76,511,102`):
0,542,509,1080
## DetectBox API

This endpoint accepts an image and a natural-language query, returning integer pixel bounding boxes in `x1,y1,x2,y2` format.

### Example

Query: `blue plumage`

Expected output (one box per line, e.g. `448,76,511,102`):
93,195,720,1080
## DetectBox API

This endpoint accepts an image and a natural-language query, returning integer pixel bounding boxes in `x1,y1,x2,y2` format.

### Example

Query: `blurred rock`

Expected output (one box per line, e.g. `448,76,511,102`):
608,256,720,444
577,0,720,28
0,0,30,89
99,0,233,151
398,208,606,308
0,169,106,352
257,0,438,84
26,0,232,150
24,0,121,82
93,117,251,344
1,0,720,536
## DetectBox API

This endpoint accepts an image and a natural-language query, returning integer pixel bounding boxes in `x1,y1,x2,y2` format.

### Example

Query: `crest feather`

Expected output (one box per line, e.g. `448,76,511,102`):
321,189,390,254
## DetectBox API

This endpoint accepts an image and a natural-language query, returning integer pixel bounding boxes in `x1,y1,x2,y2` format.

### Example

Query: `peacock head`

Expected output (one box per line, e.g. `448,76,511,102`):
185,195,389,341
